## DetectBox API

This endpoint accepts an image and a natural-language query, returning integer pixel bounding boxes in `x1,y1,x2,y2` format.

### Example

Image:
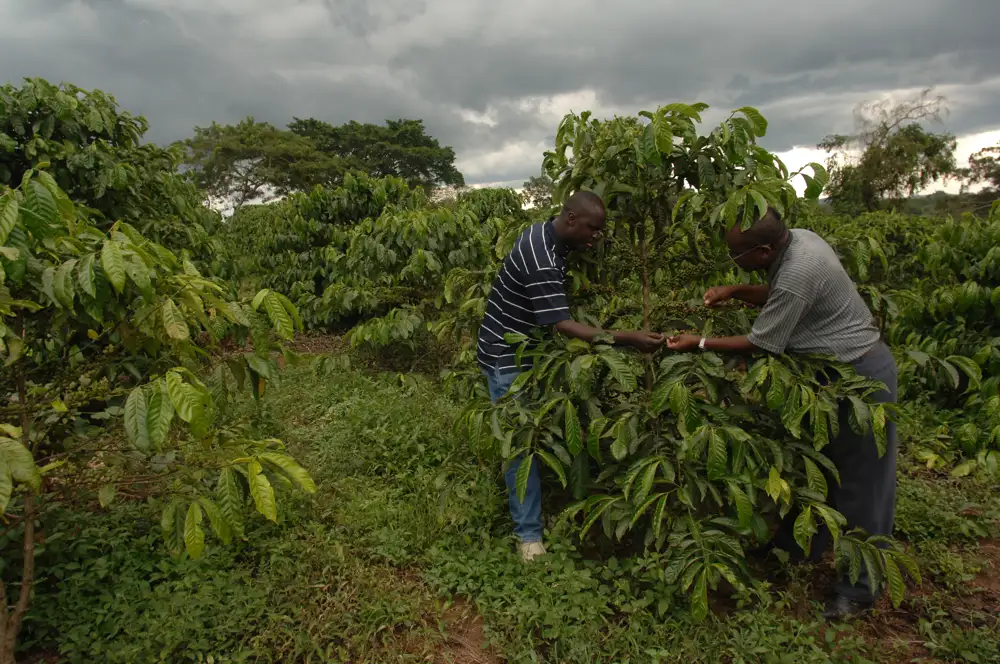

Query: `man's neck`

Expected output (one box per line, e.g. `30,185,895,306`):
549,215,571,253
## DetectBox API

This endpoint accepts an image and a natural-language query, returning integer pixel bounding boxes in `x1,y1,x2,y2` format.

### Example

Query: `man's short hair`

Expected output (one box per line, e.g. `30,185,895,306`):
561,190,605,218
738,207,786,245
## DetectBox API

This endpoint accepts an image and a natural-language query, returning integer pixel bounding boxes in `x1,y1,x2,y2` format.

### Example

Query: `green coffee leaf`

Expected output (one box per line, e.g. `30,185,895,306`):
184,501,206,558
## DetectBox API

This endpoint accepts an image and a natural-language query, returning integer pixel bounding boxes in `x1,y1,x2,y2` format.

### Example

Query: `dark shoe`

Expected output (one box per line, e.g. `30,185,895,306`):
821,594,874,621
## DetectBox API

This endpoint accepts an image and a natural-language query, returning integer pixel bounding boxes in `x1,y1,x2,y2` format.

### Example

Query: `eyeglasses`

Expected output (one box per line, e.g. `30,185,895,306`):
729,244,770,263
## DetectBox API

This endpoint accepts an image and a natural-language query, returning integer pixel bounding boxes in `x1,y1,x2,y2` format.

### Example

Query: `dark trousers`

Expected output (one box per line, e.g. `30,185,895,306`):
772,341,899,602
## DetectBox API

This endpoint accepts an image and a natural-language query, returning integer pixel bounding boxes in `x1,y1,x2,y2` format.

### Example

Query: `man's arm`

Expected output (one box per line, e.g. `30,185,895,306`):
705,284,770,307
555,319,663,353
668,288,809,355
665,333,759,354
730,284,770,306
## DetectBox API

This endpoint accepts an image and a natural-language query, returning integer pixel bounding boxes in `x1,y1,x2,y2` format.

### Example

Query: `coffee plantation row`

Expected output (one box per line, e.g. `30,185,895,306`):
222,103,999,616
1,78,998,661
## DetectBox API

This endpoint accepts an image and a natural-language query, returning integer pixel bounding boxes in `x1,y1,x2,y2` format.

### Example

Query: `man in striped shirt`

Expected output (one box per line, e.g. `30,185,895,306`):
479,191,664,562
665,208,898,620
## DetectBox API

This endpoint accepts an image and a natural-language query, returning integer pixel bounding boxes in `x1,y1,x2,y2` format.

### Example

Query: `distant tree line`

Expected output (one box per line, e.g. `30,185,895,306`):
177,116,465,212
817,89,1000,217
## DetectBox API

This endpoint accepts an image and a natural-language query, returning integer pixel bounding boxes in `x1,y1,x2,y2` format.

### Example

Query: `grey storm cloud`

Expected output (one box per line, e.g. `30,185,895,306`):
2,0,999,185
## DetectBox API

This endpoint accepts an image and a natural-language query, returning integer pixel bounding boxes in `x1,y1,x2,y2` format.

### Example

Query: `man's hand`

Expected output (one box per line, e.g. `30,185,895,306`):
703,286,735,307
620,331,665,353
666,333,701,352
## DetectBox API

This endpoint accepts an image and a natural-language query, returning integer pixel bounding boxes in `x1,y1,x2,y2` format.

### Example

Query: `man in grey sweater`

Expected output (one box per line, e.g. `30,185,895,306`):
665,208,898,620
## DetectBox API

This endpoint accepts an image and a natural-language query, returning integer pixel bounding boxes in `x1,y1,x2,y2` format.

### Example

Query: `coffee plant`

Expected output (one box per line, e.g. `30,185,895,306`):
450,103,930,617
0,167,311,662
0,78,222,274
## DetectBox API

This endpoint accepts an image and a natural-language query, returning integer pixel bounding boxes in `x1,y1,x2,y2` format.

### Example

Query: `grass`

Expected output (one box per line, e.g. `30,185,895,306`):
17,357,1000,663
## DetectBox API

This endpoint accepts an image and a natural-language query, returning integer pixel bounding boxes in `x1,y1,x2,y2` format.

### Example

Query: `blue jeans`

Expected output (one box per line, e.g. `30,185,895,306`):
483,365,543,543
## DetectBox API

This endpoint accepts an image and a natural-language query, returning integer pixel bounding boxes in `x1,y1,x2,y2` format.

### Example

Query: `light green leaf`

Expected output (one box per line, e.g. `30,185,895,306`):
0,194,19,245
247,460,277,522
251,289,270,311
146,381,174,448
184,501,206,558
41,266,57,306
76,253,97,298
730,484,753,528
587,417,606,463
262,291,294,340
946,355,982,391
690,569,709,621
536,449,567,488
812,403,829,451
125,258,153,301
101,240,127,293
803,457,828,498
98,484,116,508
165,370,204,425
515,454,534,503
736,106,768,136
161,500,182,556
707,429,727,479
0,468,12,513
765,466,787,504
872,404,887,457
635,462,658,507
124,386,150,451
652,494,670,541
197,497,232,545
161,299,190,340
814,503,847,547
22,181,58,230
259,452,316,493
600,352,637,392
611,438,627,462
793,506,817,556
847,396,871,435
884,554,906,608
564,400,582,456
217,467,245,538
0,437,40,490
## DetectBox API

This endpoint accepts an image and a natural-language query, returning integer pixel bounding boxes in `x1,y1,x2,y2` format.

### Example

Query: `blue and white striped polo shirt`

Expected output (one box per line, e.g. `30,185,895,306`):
477,219,571,372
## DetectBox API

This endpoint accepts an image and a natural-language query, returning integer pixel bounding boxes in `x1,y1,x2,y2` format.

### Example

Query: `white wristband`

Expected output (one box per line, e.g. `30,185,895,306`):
698,337,707,351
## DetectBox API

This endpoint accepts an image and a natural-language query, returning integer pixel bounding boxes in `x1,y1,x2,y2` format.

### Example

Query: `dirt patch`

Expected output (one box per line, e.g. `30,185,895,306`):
287,333,346,355
971,539,1000,599
435,598,500,664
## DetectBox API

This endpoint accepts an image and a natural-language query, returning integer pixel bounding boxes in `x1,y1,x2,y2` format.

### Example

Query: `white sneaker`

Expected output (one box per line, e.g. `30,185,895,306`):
519,541,546,562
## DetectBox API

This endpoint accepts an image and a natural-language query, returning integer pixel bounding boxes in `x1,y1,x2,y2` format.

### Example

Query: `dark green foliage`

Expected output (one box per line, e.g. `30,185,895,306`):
0,78,220,269
289,117,464,192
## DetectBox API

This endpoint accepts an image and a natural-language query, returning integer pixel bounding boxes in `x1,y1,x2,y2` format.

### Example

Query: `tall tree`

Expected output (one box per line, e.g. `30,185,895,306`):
179,117,335,213
521,172,554,208
819,89,958,214
964,141,1000,193
288,117,464,192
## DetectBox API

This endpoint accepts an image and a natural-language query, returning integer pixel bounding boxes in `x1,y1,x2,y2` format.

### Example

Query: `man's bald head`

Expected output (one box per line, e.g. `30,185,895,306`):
553,190,606,251
725,208,789,272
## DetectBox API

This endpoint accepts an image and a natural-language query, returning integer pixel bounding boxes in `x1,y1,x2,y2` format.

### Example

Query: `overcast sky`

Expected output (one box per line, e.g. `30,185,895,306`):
2,0,999,191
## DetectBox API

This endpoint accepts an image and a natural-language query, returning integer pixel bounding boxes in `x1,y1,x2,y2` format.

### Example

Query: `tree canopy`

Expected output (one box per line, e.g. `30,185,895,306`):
964,141,1000,194
288,117,464,191
819,90,959,214
521,172,554,209
178,116,464,211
